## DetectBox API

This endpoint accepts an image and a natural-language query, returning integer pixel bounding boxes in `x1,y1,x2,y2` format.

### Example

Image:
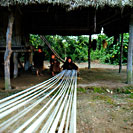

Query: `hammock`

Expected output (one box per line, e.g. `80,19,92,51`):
0,70,77,133
40,35,65,63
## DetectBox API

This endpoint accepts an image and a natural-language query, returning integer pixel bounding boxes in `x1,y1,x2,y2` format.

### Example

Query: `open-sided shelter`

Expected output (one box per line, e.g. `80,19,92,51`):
0,0,133,89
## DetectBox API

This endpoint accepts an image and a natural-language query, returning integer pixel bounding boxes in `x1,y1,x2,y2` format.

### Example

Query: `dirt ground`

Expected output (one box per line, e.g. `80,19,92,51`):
77,90,133,133
0,61,129,91
0,62,133,133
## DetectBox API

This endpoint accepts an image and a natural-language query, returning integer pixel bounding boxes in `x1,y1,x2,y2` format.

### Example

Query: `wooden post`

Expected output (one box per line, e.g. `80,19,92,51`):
29,49,33,66
4,12,14,90
13,52,18,78
113,34,119,45
88,35,91,69
127,13,133,84
119,33,123,73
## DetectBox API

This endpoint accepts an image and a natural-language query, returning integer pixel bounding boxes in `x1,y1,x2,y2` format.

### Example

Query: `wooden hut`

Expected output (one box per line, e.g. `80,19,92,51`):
0,0,133,89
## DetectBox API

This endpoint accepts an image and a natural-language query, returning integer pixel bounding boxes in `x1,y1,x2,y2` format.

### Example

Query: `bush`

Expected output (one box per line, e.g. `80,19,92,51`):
30,33,129,65
91,33,129,65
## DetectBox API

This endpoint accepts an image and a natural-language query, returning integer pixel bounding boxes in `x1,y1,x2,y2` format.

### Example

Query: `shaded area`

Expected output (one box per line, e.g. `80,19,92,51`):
0,63,132,97
78,68,128,89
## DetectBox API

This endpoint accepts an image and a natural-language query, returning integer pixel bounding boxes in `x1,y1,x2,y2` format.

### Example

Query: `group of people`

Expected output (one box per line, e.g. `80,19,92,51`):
33,46,78,76
50,54,78,76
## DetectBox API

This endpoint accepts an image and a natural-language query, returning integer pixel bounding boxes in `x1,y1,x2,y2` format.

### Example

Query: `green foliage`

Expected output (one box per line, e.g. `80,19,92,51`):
89,86,107,93
128,93,133,99
30,34,43,48
30,33,129,64
104,33,129,65
77,88,86,93
92,94,115,104
30,34,89,62
91,33,129,65
114,87,133,94
30,34,52,59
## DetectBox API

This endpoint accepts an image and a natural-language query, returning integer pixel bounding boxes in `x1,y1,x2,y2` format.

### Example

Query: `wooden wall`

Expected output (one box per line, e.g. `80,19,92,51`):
0,11,29,48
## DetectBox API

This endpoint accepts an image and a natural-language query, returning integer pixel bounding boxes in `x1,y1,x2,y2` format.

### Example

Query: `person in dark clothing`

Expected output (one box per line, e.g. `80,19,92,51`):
91,39,97,50
62,57,78,70
33,46,45,76
50,54,61,76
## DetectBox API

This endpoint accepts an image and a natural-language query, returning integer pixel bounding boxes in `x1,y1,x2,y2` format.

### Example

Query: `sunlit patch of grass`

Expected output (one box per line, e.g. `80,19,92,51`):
92,94,115,105
114,87,133,94
127,93,133,99
92,87,106,93
87,86,109,93
77,88,86,93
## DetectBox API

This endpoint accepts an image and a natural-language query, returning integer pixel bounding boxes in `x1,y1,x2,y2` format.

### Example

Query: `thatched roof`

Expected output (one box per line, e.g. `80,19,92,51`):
0,0,132,36
0,0,133,10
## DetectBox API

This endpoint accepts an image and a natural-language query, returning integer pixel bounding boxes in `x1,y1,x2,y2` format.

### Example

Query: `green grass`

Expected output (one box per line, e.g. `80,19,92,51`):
92,94,115,105
78,85,133,95
114,87,133,94
127,93,133,99
77,88,86,93
93,87,106,93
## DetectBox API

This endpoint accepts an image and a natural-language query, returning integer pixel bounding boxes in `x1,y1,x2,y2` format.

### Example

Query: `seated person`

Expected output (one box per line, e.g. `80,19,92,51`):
62,57,78,70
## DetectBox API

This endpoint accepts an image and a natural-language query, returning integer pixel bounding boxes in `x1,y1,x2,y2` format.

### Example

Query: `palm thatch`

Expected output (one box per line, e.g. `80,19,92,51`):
0,0,132,10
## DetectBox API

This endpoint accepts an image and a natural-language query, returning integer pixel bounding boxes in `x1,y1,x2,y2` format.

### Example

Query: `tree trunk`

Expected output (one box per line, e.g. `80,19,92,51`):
88,35,91,69
29,50,33,66
127,13,133,84
13,52,18,78
119,33,123,73
4,12,14,90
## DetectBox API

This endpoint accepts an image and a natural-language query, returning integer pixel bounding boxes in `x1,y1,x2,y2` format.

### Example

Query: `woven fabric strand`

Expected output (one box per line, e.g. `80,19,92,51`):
0,70,77,133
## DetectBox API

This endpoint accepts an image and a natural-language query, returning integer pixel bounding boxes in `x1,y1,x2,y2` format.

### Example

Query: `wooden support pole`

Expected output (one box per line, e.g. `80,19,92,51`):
29,50,33,66
13,52,18,78
113,34,119,45
4,12,14,90
127,13,133,84
88,35,91,69
119,33,123,73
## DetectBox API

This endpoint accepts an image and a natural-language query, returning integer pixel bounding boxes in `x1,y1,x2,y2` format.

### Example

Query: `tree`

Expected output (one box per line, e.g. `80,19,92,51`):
4,12,14,90
127,13,133,84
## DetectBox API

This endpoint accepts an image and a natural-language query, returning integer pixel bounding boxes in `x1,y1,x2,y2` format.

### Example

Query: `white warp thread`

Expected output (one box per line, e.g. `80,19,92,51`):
0,70,77,133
